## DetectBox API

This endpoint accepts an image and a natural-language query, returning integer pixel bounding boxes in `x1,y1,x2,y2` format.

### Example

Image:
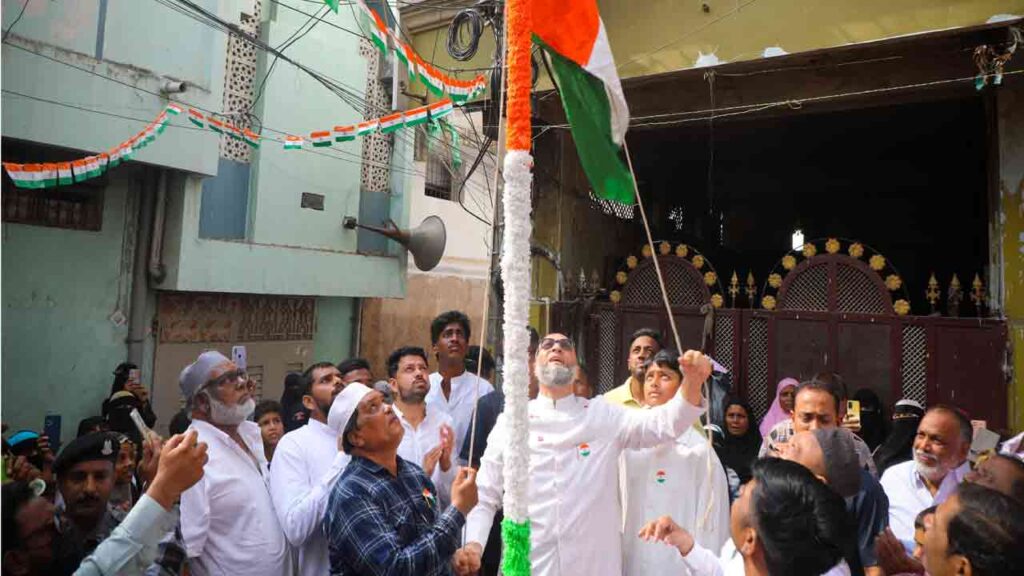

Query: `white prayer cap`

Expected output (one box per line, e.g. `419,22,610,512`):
328,382,373,436
179,350,232,400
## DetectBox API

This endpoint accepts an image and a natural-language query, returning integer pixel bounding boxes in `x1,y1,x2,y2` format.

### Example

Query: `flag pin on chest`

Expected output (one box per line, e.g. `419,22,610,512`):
578,443,591,458
655,469,667,484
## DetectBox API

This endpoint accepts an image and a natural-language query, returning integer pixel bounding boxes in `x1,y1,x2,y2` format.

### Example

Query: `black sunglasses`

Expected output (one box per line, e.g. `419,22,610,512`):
539,337,574,351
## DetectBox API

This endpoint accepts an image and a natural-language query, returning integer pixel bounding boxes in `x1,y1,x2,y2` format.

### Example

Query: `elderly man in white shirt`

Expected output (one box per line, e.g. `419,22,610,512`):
269,361,351,576
880,405,971,554
178,351,290,576
453,333,710,576
622,349,730,575
388,346,457,507
425,310,494,453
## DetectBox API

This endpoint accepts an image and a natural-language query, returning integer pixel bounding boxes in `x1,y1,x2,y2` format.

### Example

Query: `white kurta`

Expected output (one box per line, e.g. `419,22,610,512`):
180,420,290,576
269,418,350,576
465,392,705,576
622,427,731,575
426,371,494,454
393,403,458,508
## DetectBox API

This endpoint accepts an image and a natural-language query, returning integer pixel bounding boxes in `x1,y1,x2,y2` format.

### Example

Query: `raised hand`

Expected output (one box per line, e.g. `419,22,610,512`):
5,455,42,484
147,430,208,510
639,515,695,556
422,446,443,477
678,350,712,407
450,467,478,515
439,425,454,472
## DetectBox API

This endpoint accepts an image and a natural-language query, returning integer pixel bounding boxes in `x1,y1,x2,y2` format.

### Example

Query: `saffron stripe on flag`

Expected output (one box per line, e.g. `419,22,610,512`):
310,130,332,147
284,135,304,150
334,125,356,142
188,109,205,128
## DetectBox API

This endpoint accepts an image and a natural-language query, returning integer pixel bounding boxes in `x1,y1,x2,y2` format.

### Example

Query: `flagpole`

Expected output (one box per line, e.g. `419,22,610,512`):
499,0,533,571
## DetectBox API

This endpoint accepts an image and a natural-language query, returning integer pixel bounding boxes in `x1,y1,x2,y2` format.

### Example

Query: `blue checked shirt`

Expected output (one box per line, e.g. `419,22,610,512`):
325,455,465,576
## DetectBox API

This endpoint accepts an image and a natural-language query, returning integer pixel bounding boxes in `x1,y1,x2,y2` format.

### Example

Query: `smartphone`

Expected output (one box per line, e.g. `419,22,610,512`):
232,345,248,371
845,400,861,424
129,408,158,442
970,427,1000,463
128,368,141,385
43,413,62,451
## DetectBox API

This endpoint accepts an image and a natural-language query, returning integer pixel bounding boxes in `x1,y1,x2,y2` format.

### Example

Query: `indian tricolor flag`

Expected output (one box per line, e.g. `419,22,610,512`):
363,5,389,54
72,159,91,182
310,130,332,147
427,98,453,120
243,129,261,148
356,119,378,137
166,103,183,116
108,147,122,167
404,105,429,127
208,117,225,134
226,124,243,141
447,78,474,103
418,62,444,97
391,32,407,66
58,162,73,185
334,125,355,142
97,154,109,175
188,108,205,128
533,0,633,204
379,112,403,134
284,135,304,150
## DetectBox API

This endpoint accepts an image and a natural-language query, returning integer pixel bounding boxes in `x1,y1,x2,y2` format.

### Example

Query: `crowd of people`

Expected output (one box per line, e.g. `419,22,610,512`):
3,311,1024,576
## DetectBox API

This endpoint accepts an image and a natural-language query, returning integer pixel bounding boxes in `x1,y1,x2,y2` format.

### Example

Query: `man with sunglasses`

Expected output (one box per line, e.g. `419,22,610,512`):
178,351,289,576
454,333,711,576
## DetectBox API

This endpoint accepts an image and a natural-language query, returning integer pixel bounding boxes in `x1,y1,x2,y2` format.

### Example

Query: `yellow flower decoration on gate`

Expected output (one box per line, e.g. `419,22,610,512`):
692,255,705,270
768,273,783,289
616,271,628,285
870,255,886,271
659,241,671,256
848,243,865,259
802,244,818,258
782,255,797,271
626,255,638,270
641,245,652,258
894,299,910,316
704,271,718,286
762,295,777,310
825,238,841,254
711,294,724,308
885,274,903,291
675,244,689,258
610,290,622,304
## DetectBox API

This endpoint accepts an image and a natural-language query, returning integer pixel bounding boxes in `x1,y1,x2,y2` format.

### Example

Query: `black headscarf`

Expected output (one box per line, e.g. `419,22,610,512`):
872,399,925,476
280,372,309,433
853,388,887,452
715,396,762,484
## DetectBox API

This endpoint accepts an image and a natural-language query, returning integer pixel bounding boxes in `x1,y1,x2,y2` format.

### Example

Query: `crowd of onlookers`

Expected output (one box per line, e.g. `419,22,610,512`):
2,312,1023,576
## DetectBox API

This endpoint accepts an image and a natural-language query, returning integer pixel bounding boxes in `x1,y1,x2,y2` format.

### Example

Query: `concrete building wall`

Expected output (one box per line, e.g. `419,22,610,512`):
1,168,142,441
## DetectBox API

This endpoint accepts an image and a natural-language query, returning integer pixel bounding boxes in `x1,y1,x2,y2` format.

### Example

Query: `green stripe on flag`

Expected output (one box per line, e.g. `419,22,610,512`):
540,42,635,205
322,0,339,12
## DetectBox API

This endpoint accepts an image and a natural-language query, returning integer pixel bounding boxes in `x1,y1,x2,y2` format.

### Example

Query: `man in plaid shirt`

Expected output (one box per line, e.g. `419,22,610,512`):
324,383,478,576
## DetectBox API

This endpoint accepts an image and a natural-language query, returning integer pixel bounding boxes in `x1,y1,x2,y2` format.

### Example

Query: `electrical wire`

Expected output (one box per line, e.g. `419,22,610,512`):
2,0,31,42
447,7,483,60
249,4,329,112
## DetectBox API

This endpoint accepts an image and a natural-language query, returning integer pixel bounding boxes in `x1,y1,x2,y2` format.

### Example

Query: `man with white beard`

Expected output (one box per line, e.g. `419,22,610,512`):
178,351,290,576
880,405,971,555
453,333,710,576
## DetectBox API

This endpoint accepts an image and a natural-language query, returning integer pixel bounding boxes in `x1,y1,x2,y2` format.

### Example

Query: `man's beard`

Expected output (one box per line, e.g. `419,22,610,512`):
913,450,945,481
399,382,428,404
209,395,255,425
535,362,574,388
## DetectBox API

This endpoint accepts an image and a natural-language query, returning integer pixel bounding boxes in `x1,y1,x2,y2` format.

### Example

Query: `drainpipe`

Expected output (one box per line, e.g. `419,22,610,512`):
148,170,168,284
126,169,157,366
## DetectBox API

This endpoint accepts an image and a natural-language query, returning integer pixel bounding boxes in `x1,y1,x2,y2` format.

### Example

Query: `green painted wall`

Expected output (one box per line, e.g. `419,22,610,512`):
314,297,357,362
1,171,138,443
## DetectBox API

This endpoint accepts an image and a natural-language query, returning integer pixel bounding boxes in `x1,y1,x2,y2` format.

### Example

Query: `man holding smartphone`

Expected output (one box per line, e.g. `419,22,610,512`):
104,363,157,429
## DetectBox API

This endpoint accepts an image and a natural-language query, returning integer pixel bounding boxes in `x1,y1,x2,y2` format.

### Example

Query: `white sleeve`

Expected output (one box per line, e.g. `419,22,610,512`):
269,437,349,547
465,414,506,548
694,448,731,554
179,475,209,558
680,542,726,576
615,392,705,450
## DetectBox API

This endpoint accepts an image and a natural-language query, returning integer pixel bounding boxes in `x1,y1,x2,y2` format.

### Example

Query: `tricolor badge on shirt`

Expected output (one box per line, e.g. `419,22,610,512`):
422,487,436,508
655,470,667,484
578,443,591,458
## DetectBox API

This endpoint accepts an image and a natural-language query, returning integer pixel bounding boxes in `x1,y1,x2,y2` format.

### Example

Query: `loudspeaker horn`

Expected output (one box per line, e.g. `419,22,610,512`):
343,215,447,271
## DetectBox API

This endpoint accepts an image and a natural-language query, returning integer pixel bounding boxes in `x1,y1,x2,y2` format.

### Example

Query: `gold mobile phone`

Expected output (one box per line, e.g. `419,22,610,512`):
845,400,861,425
